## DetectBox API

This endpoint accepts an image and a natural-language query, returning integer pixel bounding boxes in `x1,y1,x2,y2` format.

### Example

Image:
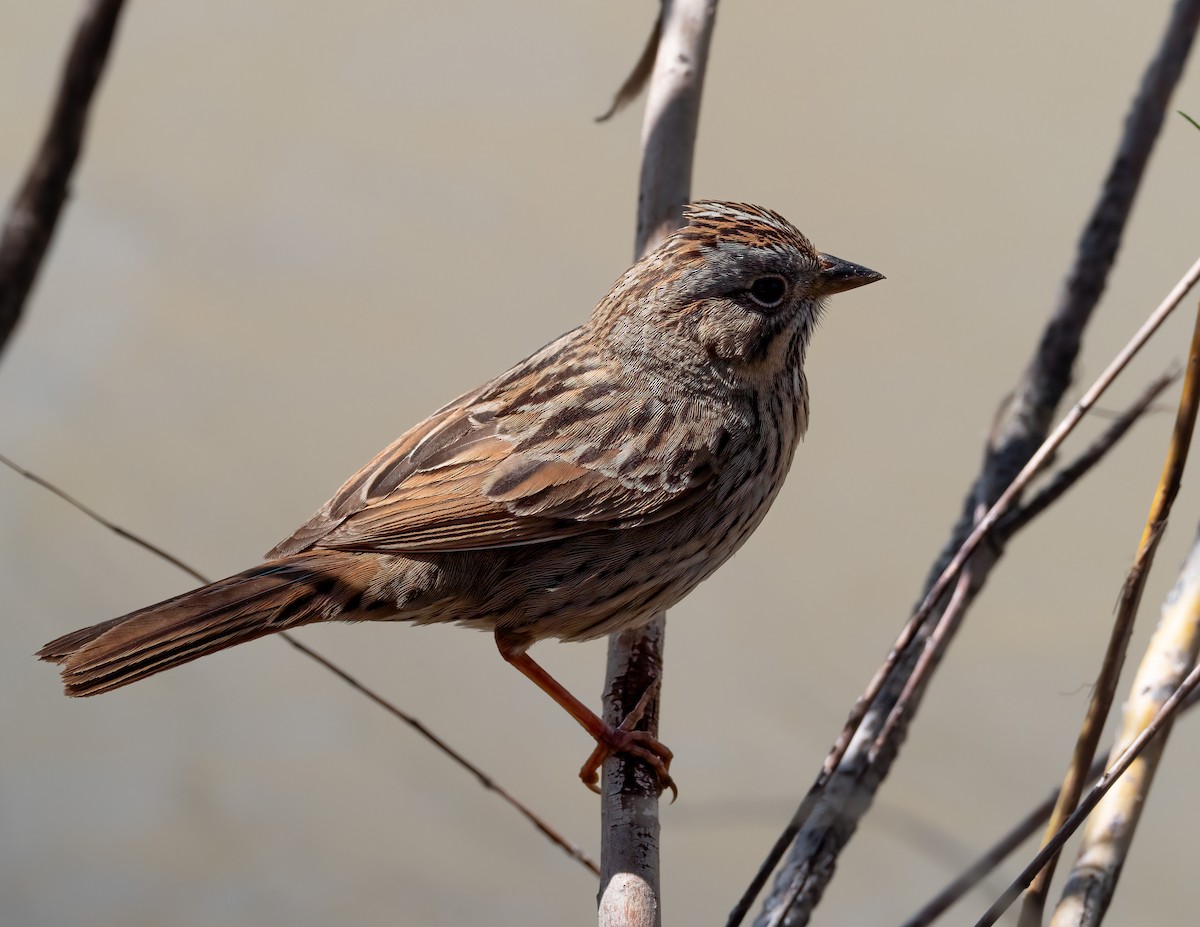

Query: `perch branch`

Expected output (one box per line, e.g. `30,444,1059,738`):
599,2,718,926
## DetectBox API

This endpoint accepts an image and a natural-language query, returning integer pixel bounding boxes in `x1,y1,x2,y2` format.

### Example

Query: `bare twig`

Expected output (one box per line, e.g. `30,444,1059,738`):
1,452,599,876
598,2,718,925
743,3,1200,923
595,4,663,123
1047,530,1200,925
0,0,127,356
1019,303,1200,924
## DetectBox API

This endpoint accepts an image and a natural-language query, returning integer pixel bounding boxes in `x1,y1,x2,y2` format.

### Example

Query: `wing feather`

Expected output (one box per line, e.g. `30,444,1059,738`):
266,335,727,558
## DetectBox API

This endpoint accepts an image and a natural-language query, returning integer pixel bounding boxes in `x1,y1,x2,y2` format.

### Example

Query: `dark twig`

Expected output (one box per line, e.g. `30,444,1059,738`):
2,452,599,877
739,253,1200,927
744,4,1200,922
881,371,1174,759
899,754,1107,927
0,0,127,357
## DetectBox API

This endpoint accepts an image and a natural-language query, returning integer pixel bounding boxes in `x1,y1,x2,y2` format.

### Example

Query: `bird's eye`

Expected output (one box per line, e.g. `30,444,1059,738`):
747,275,788,308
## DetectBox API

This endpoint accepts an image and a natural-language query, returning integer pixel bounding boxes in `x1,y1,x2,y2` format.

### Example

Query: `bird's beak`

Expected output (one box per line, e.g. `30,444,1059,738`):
815,253,885,295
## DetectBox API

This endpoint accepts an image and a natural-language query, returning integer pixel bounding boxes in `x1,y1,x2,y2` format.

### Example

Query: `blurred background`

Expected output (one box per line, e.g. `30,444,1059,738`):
4,2,1200,924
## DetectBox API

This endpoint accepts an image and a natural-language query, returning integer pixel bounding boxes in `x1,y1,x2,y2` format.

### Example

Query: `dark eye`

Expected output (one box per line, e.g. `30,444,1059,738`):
747,275,788,308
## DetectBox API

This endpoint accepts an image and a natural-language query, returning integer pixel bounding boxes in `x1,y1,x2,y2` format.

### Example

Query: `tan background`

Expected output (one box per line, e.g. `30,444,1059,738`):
4,2,1200,924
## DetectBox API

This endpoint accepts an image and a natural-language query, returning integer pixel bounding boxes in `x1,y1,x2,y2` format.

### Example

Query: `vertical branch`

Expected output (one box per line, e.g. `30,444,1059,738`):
598,2,718,925
0,0,128,357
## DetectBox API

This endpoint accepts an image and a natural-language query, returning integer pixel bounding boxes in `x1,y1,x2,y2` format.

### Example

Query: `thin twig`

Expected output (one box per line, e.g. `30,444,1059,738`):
278,634,601,876
869,257,1200,791
885,372,1174,768
1001,370,1177,535
743,3,1200,919
897,689,1200,927
1,452,598,877
974,642,1200,926
0,0,127,356
598,2,718,925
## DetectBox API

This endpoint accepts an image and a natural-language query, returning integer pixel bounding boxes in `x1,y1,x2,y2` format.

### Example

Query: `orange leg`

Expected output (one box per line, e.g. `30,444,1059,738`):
496,630,675,798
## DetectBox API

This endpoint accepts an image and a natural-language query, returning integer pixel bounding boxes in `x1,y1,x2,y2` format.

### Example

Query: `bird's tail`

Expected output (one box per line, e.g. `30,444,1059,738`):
38,551,381,697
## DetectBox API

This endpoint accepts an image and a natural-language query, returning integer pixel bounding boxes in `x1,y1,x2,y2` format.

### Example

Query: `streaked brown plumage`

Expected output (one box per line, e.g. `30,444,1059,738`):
39,201,882,792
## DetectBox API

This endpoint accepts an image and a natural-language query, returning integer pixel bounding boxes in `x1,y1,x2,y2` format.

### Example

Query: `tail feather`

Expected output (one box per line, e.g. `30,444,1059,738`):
38,552,382,697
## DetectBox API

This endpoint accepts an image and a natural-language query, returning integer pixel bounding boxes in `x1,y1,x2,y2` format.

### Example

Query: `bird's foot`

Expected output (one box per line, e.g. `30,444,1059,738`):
578,683,676,801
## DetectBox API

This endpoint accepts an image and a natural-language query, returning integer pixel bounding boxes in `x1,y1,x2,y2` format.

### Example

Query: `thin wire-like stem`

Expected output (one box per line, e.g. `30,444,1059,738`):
0,452,599,877
0,0,601,885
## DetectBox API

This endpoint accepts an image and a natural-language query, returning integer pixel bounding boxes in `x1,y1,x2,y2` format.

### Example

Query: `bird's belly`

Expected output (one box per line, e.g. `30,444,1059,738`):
506,465,788,643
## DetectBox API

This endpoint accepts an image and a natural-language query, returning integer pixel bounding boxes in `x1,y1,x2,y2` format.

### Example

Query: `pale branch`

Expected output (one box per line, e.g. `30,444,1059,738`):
0,0,127,357
599,2,719,925
1047,532,1200,924
745,2,1200,922
1043,313,1200,927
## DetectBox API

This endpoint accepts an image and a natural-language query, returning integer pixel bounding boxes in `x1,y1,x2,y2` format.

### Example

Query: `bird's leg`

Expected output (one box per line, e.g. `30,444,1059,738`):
495,630,675,798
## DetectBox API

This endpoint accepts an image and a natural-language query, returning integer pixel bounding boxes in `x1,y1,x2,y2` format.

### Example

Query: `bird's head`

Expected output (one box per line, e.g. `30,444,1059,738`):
594,201,882,388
